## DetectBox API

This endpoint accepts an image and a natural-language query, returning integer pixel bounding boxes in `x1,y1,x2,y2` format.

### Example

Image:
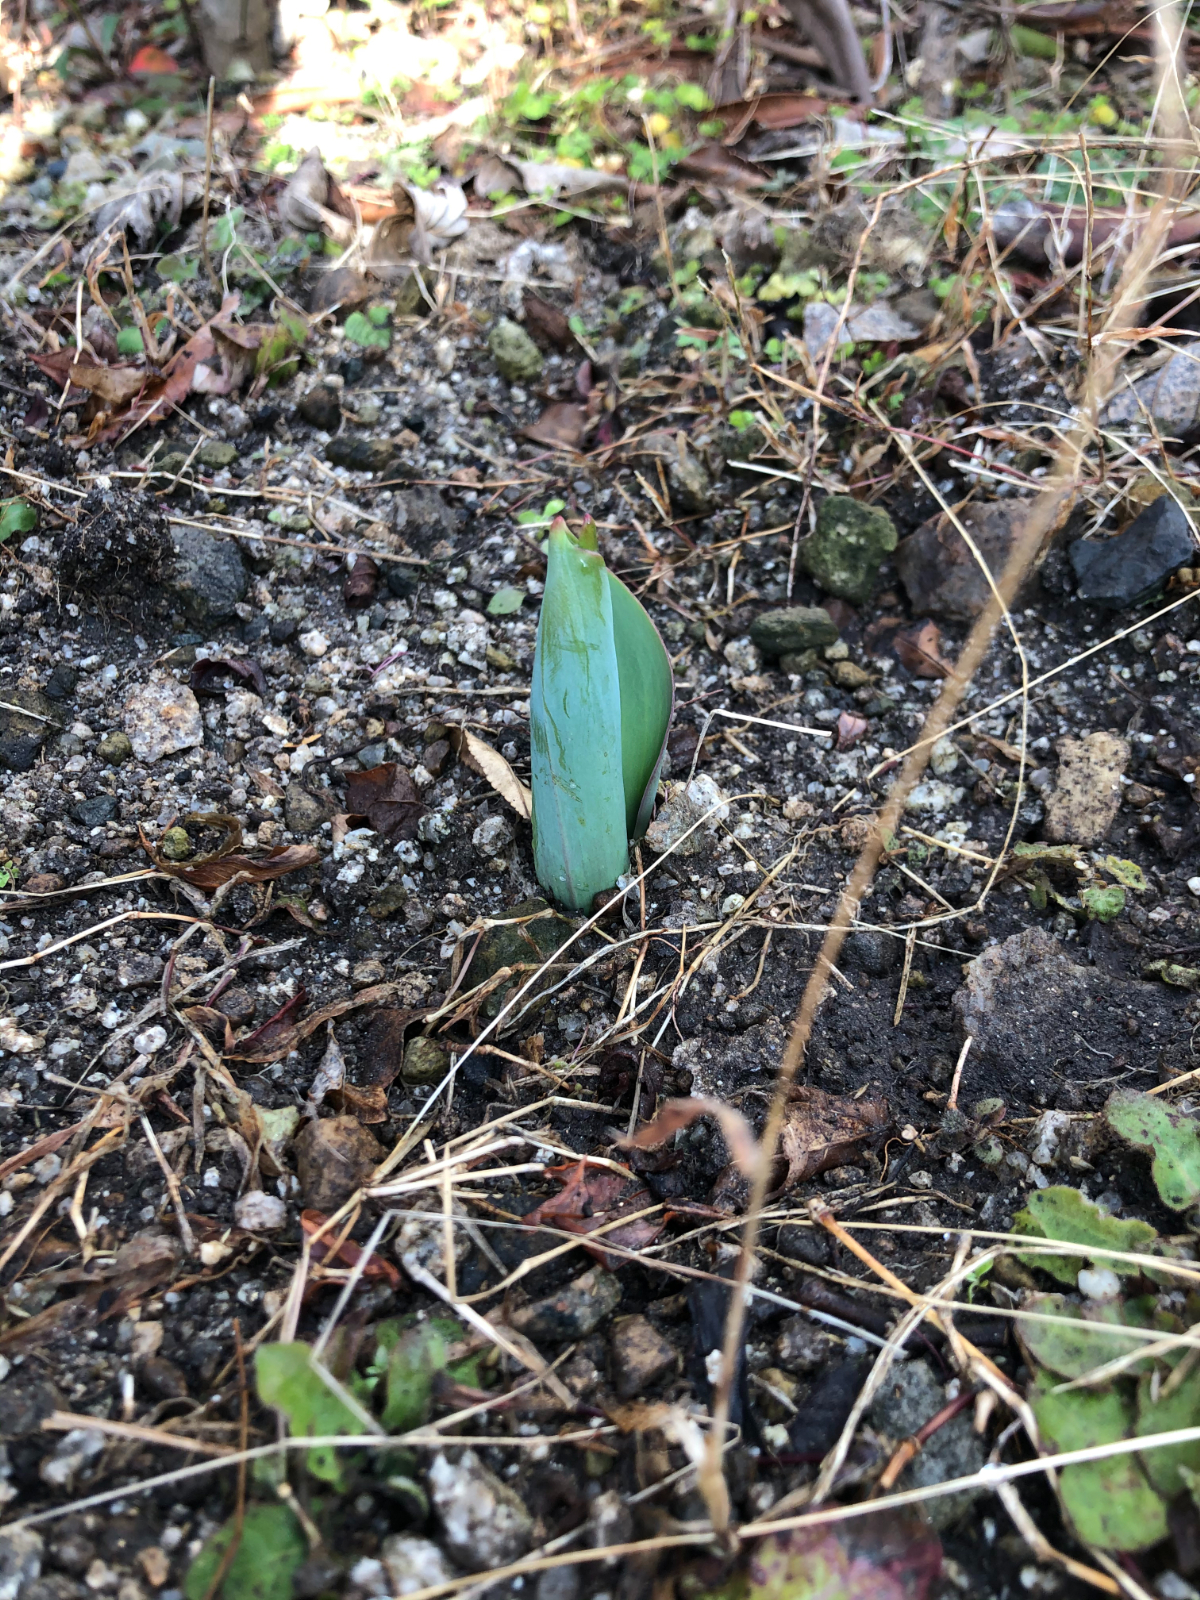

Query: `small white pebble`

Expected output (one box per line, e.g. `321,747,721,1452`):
1078,1266,1121,1301
234,1190,287,1231
1188,877,1200,897
133,1025,168,1055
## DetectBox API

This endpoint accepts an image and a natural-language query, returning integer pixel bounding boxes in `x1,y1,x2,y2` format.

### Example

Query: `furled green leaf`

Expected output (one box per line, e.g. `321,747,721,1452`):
184,1505,306,1600
1031,1376,1168,1551
344,310,391,350
255,1341,363,1486
530,518,672,910
117,327,144,355
382,1321,453,1431
487,586,524,616
0,499,37,542
1016,1293,1150,1379
1144,959,1200,991
157,253,199,283
1013,1185,1157,1284
1106,1090,1200,1210
254,308,308,381
1081,883,1124,921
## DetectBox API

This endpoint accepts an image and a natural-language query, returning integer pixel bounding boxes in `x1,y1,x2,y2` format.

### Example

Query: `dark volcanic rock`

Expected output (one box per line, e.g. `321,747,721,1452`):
897,499,1029,621
166,526,248,623
297,383,342,433
1070,494,1196,607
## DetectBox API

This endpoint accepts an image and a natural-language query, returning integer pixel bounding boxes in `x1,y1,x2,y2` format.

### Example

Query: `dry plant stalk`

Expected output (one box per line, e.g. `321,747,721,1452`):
699,23,1198,1525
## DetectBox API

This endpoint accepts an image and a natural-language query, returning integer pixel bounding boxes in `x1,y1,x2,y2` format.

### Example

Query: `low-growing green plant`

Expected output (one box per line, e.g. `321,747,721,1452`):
530,518,672,910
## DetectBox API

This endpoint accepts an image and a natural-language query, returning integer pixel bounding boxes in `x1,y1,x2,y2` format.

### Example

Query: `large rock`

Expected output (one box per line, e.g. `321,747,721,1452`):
867,1362,985,1530
122,675,203,764
509,1267,622,1341
1042,731,1129,846
1104,339,1200,436
1070,494,1196,608
643,775,730,856
897,499,1031,621
0,688,60,773
294,1116,385,1211
166,526,248,623
749,606,838,657
953,927,1195,1107
428,1450,533,1571
801,494,897,603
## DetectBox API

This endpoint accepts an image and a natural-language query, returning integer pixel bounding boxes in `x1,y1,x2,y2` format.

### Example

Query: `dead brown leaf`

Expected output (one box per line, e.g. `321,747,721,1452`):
449,728,531,820
522,292,577,351
345,762,423,841
676,143,769,188
893,619,953,679
523,1158,663,1270
230,980,412,1063
618,1096,758,1177
142,822,319,889
777,1085,890,1190
343,555,381,609
524,402,589,451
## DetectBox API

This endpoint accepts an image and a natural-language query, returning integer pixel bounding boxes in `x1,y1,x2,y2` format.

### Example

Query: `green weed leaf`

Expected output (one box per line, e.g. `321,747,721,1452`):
1032,1377,1168,1550
382,1322,451,1431
157,253,199,283
255,1342,363,1486
1013,1186,1156,1284
0,500,37,542
487,586,524,616
1016,1292,1152,1378
1106,1089,1200,1210
343,311,391,350
1081,883,1124,921
184,1504,306,1600
1101,855,1146,890
747,1508,942,1599
1137,1364,1200,1496
117,327,144,355
530,518,672,910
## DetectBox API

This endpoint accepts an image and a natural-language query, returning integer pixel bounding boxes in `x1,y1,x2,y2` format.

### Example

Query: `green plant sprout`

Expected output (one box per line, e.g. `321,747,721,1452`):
530,518,673,911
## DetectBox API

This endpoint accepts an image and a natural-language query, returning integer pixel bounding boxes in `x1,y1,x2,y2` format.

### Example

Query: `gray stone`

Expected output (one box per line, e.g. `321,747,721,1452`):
297,384,342,432
166,526,248,623
843,928,898,976
97,731,132,766
1104,338,1200,436
72,794,116,828
774,1314,840,1374
535,1568,580,1600
643,775,730,856
428,1449,533,1570
285,784,331,835
0,1529,42,1600
1071,494,1197,608
750,606,839,657
803,495,898,603
609,1313,677,1399
867,1361,985,1530
393,487,456,543
326,435,397,473
122,676,203,764
897,499,1030,621
198,440,237,469
1042,730,1129,846
401,1036,449,1086
509,1266,622,1341
804,299,921,359
488,318,544,383
381,1536,457,1597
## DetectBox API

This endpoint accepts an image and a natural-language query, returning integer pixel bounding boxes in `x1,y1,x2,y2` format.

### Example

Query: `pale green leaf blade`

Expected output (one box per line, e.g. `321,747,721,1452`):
607,569,673,840
530,520,628,910
255,1341,362,1486
1032,1375,1168,1551
1106,1089,1200,1210
1137,1365,1200,1496
1016,1292,1150,1379
185,1505,306,1600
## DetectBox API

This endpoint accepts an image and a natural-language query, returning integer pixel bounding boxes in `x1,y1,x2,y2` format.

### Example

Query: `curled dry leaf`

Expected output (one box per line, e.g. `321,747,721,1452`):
27,355,147,409
448,727,531,820
522,292,577,351
893,619,953,679
517,161,626,199
837,710,869,750
278,147,356,234
144,832,319,890
524,402,589,451
299,1209,402,1287
188,657,268,698
91,169,203,250
306,1024,346,1114
342,555,381,610
231,980,410,1064
619,1096,759,1177
523,1158,663,1269
181,1005,236,1053
234,989,309,1059
408,179,469,263
345,762,423,841
472,152,522,197
778,1085,891,1190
